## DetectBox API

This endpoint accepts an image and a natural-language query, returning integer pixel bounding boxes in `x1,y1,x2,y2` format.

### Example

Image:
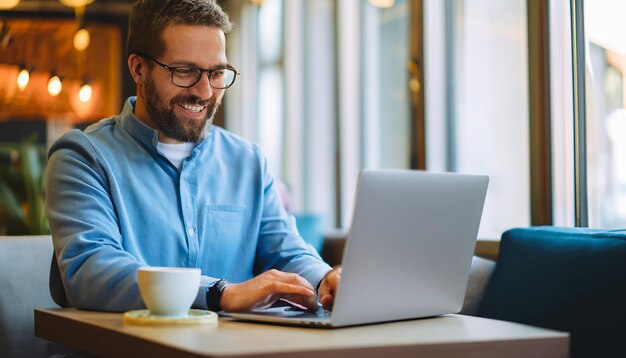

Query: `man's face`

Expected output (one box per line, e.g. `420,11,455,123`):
141,24,228,143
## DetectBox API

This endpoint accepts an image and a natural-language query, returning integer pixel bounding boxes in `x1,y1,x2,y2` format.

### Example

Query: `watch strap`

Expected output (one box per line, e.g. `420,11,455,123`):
206,279,230,312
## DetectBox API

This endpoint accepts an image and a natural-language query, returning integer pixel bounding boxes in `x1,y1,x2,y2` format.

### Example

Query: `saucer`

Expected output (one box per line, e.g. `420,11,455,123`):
123,309,218,326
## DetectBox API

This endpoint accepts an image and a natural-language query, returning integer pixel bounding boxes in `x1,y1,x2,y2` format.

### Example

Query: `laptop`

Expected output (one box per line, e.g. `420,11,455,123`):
225,170,489,328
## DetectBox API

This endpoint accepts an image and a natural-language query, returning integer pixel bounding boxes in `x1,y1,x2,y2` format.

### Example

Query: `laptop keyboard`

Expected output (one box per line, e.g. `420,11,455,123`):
286,305,332,318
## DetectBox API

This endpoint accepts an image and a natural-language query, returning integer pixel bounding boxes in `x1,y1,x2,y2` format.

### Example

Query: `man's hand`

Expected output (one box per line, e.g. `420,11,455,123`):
318,266,342,309
219,269,317,312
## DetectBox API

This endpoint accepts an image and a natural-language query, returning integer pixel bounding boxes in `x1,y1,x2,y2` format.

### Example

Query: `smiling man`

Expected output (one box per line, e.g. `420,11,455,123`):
45,0,340,314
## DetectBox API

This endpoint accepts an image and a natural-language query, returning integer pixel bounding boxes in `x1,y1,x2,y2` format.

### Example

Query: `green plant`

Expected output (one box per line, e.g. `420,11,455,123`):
0,137,49,235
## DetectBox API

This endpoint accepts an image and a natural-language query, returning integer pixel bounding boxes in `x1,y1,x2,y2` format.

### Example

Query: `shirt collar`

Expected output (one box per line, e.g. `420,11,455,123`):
119,97,160,148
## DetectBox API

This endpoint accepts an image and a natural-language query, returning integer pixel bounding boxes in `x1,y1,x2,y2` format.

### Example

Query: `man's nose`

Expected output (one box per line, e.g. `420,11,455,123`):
189,73,214,99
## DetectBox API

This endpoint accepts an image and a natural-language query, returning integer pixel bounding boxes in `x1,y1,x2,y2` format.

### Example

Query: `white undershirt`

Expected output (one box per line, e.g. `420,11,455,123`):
157,142,195,170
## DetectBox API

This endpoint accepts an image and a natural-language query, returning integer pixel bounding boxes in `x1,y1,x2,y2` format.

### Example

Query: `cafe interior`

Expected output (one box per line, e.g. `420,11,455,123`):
1,0,626,357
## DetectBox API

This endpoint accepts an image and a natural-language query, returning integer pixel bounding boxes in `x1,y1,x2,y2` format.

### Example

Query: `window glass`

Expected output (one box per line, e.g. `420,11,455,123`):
549,0,575,227
257,0,284,177
425,0,530,238
362,0,410,170
584,0,626,227
258,0,283,63
344,0,410,228
300,0,337,226
257,67,284,176
226,0,443,231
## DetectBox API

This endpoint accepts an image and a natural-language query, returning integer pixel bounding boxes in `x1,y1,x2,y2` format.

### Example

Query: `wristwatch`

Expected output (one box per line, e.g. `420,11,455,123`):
206,279,230,312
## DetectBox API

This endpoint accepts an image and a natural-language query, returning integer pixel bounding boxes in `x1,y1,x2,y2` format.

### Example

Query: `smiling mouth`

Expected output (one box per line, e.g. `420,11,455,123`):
178,103,206,113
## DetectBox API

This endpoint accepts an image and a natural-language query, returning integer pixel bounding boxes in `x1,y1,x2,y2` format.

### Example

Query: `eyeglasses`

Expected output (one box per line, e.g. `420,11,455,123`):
136,53,239,89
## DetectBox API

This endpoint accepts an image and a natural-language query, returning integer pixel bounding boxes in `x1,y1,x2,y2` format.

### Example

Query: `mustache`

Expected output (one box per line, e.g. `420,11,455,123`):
171,95,213,106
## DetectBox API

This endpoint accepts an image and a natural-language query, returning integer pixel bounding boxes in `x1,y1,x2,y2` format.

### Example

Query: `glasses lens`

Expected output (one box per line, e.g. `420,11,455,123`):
209,68,236,89
172,67,203,87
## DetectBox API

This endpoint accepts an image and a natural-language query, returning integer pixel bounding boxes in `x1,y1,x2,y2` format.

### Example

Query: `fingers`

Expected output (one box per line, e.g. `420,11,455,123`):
319,294,334,308
263,270,317,309
280,294,319,311
220,270,317,312
267,278,317,310
319,267,341,296
318,266,342,309
266,269,315,292
270,281,315,298
326,267,341,295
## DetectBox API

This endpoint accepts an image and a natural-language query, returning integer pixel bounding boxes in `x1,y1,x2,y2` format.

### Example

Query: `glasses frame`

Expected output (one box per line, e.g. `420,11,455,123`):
135,53,240,89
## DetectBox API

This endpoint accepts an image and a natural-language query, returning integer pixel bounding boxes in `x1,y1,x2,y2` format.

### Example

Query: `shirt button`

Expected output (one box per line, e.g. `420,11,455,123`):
188,227,194,235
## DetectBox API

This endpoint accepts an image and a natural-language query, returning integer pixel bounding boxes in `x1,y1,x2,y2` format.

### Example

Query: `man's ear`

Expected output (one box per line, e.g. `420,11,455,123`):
128,54,146,85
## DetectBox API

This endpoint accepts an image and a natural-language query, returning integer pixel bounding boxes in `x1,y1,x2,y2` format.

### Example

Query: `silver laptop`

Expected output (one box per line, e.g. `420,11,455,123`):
225,170,489,328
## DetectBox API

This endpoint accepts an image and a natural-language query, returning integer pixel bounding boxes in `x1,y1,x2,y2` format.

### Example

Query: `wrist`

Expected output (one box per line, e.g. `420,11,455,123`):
317,268,333,295
219,284,235,312
318,266,341,297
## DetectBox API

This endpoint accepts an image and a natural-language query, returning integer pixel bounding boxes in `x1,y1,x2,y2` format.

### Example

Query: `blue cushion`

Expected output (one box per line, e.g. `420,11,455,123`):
477,226,626,358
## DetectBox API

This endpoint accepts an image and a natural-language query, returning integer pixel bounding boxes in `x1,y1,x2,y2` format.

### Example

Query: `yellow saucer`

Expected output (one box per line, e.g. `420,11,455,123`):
123,309,218,325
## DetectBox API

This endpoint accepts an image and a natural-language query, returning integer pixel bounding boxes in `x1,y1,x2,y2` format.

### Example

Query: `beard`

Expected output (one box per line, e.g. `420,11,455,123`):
143,74,221,143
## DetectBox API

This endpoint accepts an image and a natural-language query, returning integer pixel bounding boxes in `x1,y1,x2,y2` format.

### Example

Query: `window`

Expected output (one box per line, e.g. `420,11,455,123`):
225,0,337,228
549,0,626,228
224,0,623,237
344,0,412,227
225,0,412,230
425,0,531,238
584,0,626,228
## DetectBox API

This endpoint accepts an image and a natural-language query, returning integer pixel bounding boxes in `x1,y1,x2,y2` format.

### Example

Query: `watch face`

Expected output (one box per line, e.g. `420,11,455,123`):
216,279,230,293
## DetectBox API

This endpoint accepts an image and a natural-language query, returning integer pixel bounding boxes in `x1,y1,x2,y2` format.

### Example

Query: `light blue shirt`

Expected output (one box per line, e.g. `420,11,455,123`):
45,97,331,312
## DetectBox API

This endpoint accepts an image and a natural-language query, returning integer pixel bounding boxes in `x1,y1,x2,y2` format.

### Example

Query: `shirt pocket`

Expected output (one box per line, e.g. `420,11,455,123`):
202,205,250,277
205,205,247,245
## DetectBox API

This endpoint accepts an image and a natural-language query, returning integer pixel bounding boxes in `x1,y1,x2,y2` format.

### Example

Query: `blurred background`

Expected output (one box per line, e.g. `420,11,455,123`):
1,0,625,248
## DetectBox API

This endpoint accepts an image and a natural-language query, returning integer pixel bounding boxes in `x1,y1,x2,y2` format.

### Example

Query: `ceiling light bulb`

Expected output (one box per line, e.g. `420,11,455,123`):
58,0,94,7
73,28,90,51
17,69,30,91
48,75,62,96
368,0,394,8
79,83,92,102
0,0,20,9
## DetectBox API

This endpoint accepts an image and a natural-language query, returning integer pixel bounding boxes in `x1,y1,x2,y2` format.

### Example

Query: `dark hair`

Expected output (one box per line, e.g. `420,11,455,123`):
126,0,233,58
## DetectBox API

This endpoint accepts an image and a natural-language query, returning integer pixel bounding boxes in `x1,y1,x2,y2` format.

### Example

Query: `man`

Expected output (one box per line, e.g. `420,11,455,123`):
45,0,340,313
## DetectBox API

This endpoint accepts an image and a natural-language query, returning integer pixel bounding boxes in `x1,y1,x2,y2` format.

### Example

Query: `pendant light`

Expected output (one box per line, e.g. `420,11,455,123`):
73,27,90,51
58,0,93,7
48,74,63,96
0,0,20,10
78,82,92,102
16,66,30,91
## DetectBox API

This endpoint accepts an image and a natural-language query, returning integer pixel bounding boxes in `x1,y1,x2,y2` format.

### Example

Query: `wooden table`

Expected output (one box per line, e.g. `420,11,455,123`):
35,308,568,358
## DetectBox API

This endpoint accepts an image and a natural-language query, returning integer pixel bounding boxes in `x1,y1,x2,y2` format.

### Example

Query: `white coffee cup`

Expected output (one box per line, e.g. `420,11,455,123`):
137,266,201,317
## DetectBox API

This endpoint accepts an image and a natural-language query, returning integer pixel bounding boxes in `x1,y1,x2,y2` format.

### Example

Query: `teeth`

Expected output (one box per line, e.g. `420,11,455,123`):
180,103,204,113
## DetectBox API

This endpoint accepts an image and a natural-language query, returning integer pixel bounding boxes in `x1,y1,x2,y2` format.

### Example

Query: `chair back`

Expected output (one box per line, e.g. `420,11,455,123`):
478,227,626,358
0,235,69,357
